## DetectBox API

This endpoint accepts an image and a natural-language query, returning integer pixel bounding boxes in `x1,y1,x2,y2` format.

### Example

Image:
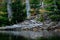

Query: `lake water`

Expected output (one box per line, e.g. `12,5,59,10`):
0,30,60,40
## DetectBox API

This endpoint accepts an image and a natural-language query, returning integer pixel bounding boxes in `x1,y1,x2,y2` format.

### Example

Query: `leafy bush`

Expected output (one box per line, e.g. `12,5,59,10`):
0,3,10,27
49,15,60,21
0,16,10,27
37,17,44,22
45,6,55,11
45,0,60,22
30,0,40,9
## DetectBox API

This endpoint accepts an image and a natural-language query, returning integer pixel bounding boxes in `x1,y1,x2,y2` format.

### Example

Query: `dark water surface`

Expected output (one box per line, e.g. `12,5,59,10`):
0,33,28,40
0,30,60,40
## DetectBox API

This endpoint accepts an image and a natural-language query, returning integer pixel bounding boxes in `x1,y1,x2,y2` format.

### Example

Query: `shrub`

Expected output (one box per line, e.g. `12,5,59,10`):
49,15,60,21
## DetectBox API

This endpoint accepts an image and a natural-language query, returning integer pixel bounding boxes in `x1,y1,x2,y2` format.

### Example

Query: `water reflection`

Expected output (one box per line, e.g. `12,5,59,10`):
0,33,28,40
0,30,60,39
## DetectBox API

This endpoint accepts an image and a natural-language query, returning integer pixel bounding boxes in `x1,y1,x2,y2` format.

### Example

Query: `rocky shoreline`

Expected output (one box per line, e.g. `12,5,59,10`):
0,19,60,32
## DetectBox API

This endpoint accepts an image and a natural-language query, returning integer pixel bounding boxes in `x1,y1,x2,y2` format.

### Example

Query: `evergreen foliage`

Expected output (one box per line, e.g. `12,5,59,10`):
12,0,26,23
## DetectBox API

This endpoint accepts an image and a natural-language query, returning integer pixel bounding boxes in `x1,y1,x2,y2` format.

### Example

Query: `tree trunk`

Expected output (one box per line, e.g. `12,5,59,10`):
26,0,30,19
7,0,12,21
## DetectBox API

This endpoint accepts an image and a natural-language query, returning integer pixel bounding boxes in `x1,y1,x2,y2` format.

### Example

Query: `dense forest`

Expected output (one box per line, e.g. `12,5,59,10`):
0,0,60,26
